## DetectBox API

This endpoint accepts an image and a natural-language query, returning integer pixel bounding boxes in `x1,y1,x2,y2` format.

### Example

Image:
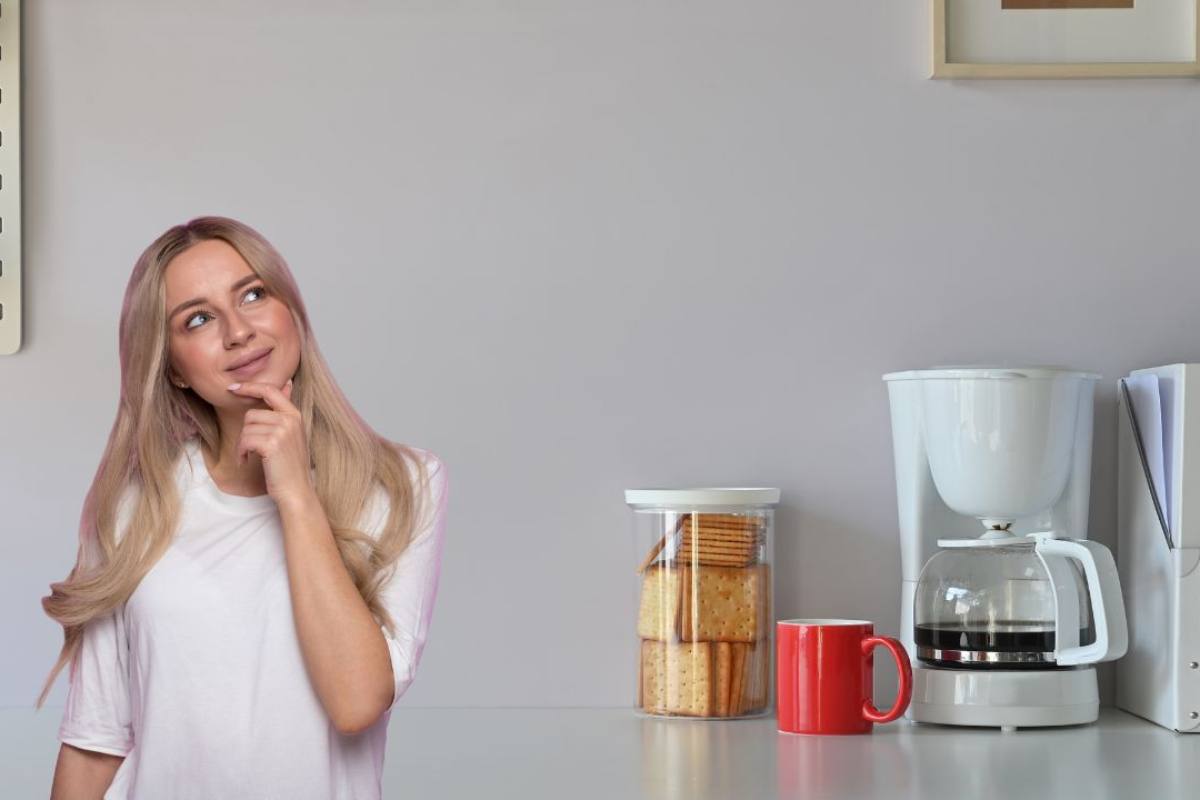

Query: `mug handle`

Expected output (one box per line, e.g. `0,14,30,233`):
860,636,913,724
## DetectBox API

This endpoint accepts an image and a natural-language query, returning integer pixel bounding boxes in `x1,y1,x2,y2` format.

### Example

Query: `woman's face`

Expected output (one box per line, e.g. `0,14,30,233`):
164,239,300,408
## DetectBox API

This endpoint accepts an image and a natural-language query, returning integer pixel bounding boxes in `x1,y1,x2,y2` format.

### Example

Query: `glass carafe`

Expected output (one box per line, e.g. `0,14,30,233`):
913,533,1119,669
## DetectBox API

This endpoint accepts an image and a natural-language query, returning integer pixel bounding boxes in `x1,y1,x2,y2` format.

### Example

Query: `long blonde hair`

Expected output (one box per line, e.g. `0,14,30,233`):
36,215,431,709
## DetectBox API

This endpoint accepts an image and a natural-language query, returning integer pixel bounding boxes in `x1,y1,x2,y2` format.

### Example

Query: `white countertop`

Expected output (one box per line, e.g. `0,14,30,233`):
376,708,1200,800
11,707,1200,798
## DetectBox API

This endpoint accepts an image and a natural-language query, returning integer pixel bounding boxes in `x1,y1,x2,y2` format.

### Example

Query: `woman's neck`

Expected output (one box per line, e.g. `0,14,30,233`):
201,440,267,497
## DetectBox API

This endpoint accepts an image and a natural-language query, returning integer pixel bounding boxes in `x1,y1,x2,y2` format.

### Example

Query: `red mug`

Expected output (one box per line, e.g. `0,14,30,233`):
776,619,912,735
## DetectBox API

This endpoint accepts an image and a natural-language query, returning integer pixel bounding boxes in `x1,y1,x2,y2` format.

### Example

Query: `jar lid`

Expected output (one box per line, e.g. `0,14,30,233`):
624,487,781,509
882,366,1100,382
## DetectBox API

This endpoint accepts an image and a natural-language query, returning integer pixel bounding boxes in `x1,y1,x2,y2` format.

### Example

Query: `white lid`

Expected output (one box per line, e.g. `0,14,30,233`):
936,535,1030,549
624,487,781,508
882,365,1100,382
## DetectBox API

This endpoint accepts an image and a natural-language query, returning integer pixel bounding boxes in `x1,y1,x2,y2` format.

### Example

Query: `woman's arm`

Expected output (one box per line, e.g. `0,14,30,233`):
276,454,448,735
276,491,395,735
49,743,123,800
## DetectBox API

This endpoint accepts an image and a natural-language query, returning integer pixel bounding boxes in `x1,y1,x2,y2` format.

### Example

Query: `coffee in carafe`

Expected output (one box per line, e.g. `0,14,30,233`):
913,622,1092,670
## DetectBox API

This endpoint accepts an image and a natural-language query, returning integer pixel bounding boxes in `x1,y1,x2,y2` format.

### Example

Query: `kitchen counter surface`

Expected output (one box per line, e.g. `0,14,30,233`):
13,706,1200,798
378,707,1198,800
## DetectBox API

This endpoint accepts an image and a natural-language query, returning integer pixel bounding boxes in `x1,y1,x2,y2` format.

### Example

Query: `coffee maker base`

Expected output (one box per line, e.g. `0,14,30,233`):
908,664,1100,731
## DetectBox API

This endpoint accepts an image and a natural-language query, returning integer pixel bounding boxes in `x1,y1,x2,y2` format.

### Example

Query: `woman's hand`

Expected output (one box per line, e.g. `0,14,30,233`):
226,377,315,507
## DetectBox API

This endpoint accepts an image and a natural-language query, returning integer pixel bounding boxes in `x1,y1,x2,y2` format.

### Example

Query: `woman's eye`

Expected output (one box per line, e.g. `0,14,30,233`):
184,286,268,330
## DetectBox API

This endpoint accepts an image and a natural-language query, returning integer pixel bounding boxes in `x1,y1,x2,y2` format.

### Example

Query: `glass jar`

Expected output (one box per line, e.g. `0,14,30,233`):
625,488,780,719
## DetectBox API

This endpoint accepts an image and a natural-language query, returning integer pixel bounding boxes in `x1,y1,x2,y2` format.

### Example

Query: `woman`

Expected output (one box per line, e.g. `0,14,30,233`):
38,216,448,799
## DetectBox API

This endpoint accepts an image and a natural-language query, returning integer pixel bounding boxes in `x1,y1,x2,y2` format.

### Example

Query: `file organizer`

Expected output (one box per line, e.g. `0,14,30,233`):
1116,364,1200,732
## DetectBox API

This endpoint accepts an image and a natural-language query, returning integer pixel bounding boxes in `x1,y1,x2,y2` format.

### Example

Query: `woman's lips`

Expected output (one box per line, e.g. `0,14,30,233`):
228,349,272,378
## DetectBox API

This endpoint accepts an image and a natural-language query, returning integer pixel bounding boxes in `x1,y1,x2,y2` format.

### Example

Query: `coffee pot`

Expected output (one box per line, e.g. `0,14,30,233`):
914,531,1126,670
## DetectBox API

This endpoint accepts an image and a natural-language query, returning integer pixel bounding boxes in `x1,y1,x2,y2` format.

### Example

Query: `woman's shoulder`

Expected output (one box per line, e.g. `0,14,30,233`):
363,440,447,529
381,440,446,492
400,443,445,476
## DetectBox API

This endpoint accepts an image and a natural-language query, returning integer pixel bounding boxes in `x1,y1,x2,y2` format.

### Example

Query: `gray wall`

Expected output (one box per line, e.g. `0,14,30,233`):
6,0,1199,710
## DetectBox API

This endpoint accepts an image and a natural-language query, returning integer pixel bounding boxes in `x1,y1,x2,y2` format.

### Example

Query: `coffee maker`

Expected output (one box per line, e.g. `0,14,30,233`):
883,367,1128,730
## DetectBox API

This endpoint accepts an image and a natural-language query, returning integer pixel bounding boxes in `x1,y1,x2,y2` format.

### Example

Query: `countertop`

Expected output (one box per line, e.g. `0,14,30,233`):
12,707,1200,798
379,707,1199,800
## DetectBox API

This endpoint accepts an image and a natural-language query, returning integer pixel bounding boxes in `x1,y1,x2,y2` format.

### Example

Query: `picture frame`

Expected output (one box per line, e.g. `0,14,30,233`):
932,0,1200,78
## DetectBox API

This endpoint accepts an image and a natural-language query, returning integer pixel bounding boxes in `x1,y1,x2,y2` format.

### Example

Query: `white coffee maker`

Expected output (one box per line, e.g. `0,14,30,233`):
883,367,1128,730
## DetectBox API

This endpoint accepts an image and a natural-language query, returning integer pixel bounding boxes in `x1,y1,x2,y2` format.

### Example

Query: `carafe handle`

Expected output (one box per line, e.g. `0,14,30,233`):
1035,538,1129,665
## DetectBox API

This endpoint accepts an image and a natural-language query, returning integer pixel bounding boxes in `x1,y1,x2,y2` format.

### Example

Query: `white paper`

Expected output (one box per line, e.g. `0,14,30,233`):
1125,373,1170,541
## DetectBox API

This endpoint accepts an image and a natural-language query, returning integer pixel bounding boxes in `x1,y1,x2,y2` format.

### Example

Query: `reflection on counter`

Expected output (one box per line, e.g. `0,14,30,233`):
774,714,1189,800
639,717,768,800
633,710,1195,800
359,708,1200,799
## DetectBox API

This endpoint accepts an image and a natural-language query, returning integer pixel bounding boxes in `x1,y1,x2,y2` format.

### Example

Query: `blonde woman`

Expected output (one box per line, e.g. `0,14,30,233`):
39,216,448,799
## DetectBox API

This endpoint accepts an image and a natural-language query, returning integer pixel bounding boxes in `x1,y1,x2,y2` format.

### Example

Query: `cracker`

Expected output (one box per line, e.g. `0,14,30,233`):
680,546,760,557
637,533,669,574
683,518,763,529
641,640,714,716
679,550,759,563
638,516,686,574
674,556,756,568
714,642,733,716
638,641,645,709
678,540,759,554
680,564,766,642
729,642,748,716
681,546,753,561
683,514,765,528
641,640,666,713
681,547,759,558
678,546,757,558
672,641,714,716
740,641,753,713
682,532,762,543
757,563,771,638
682,528,762,541
740,640,770,713
753,640,770,709
681,530,760,542
676,543,756,554
672,554,758,569
637,563,683,641
682,528,762,540
734,641,751,715
741,641,755,715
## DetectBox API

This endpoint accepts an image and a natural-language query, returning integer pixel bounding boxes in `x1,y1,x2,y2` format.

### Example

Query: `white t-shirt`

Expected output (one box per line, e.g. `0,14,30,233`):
57,435,449,800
